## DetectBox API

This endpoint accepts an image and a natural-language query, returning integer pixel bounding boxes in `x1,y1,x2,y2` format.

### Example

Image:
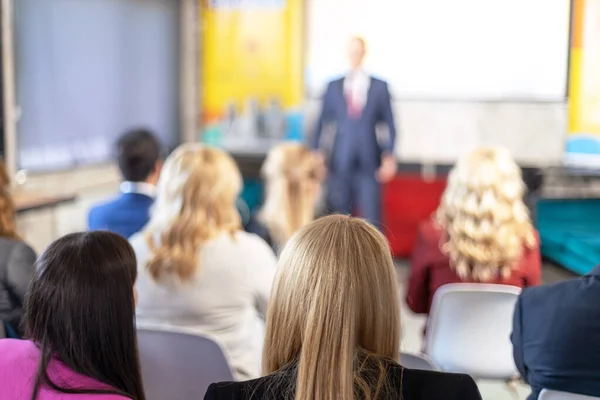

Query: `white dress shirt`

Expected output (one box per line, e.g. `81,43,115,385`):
344,69,371,111
120,181,157,198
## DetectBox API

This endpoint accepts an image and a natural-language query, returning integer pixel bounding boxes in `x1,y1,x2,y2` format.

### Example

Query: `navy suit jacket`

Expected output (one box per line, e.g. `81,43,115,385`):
312,76,396,173
88,192,154,238
511,265,600,400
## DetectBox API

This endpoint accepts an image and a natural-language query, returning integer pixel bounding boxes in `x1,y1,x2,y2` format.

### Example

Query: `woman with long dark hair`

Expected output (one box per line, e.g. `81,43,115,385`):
0,231,146,399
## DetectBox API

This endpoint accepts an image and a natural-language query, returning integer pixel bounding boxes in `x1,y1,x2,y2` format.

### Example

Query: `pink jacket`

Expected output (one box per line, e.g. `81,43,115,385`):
0,339,129,400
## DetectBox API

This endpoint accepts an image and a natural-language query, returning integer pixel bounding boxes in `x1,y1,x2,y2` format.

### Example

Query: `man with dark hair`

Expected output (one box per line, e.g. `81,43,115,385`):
88,129,162,238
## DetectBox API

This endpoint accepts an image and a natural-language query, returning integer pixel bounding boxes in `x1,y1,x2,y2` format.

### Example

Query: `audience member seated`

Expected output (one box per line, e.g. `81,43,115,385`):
246,142,325,253
0,162,36,338
407,147,541,315
88,128,162,238
205,215,482,400
511,265,600,400
0,231,146,399
130,144,277,381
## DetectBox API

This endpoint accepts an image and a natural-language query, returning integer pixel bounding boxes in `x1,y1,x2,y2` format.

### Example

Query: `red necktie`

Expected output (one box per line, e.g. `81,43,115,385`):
346,77,361,119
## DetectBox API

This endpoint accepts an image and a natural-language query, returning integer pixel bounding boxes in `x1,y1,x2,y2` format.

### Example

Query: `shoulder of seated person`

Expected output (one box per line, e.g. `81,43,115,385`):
402,367,471,381
401,368,479,395
205,377,268,399
89,195,122,211
7,239,36,260
235,230,274,251
128,232,147,251
0,339,34,365
0,236,31,250
519,272,588,303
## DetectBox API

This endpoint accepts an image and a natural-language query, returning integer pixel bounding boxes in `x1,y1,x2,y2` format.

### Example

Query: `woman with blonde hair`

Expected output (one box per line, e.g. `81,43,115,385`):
0,162,36,338
206,215,482,400
407,147,541,315
129,144,278,380
247,142,325,252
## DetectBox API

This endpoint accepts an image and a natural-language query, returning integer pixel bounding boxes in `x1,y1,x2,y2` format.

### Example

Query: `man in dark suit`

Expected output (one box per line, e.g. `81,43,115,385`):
511,265,600,399
312,37,397,228
88,129,162,238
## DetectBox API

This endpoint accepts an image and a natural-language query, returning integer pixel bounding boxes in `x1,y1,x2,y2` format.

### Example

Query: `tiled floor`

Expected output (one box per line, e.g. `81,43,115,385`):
395,260,576,400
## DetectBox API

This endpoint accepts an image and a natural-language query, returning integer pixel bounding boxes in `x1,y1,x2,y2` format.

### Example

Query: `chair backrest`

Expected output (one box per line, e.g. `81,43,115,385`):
539,389,600,400
137,328,234,400
424,283,522,379
400,352,439,371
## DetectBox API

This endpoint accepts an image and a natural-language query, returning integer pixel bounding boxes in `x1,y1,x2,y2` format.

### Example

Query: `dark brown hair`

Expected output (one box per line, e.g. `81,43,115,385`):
24,231,146,400
116,128,161,182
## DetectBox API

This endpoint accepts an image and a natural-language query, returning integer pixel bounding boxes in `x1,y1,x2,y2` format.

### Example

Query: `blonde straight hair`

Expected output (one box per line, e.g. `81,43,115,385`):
437,146,536,281
259,142,325,248
144,144,242,281
263,215,401,400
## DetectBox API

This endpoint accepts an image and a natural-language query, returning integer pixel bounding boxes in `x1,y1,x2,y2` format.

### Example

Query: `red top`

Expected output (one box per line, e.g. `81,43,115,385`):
406,219,542,315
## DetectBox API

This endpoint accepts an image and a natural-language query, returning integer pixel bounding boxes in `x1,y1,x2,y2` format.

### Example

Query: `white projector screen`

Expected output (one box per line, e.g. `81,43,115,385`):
306,0,571,101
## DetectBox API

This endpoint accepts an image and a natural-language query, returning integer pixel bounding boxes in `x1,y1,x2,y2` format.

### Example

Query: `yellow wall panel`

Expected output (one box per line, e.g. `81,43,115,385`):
200,0,303,123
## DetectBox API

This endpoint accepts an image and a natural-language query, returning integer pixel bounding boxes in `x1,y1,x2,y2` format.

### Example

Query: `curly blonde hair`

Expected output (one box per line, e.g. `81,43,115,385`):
436,147,536,281
144,144,242,281
0,162,19,240
259,143,325,248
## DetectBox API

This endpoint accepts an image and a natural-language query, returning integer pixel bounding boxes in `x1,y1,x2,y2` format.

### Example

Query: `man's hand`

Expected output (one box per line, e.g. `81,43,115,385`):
313,150,328,180
313,150,326,168
377,154,397,183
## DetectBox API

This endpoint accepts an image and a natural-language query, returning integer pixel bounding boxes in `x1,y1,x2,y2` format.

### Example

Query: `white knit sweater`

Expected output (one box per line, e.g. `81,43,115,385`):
130,230,278,380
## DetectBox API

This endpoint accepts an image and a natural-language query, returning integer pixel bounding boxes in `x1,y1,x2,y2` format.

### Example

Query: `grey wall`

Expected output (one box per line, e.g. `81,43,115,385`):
14,0,180,171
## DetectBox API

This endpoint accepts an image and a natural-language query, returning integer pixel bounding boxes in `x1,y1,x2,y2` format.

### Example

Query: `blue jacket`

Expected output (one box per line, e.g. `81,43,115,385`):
88,192,154,238
312,76,396,173
511,265,600,399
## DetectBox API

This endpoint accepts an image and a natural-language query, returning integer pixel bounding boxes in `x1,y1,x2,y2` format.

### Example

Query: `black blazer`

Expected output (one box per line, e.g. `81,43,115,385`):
511,264,600,400
204,362,481,400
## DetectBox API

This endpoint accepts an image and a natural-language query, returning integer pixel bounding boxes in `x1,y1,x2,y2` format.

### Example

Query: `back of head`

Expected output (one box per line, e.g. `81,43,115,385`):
0,162,19,240
263,215,400,400
145,144,242,281
24,231,145,400
437,146,535,281
260,143,325,247
116,128,161,182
